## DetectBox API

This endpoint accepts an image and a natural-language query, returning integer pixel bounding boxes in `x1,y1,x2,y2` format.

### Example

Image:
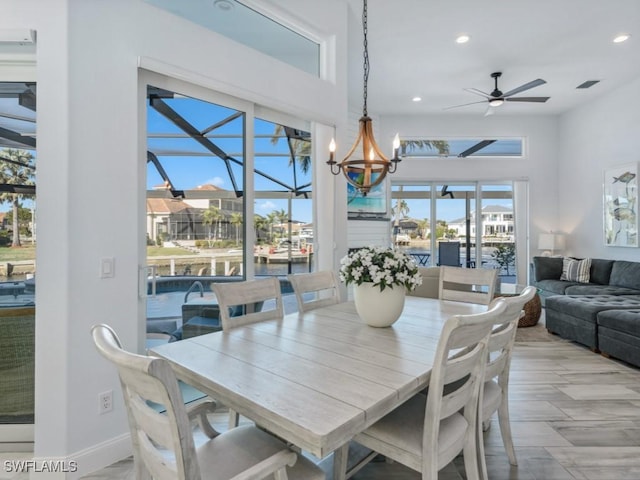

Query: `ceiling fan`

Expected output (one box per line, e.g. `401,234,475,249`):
445,72,549,115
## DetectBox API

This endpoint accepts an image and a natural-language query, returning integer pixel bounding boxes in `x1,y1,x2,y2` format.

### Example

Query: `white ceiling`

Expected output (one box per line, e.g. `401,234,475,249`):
143,0,640,117
345,0,640,116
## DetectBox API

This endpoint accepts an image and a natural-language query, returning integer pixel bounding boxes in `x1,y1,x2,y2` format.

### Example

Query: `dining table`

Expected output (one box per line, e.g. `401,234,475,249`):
150,295,487,478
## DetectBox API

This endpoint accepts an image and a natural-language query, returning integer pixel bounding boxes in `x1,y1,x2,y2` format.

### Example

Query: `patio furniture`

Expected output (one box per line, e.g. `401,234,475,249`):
91,324,325,480
437,241,461,266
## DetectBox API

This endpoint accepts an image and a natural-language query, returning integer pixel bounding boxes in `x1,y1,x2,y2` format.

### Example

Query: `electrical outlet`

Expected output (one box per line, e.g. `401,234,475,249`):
99,390,113,414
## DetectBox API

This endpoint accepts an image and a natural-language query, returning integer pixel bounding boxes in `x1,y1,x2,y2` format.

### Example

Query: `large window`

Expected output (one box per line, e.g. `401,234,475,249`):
391,182,519,284
144,77,315,347
400,138,523,158
0,81,37,442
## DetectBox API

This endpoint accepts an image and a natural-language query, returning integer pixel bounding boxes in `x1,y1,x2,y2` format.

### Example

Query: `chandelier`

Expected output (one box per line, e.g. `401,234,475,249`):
327,0,400,196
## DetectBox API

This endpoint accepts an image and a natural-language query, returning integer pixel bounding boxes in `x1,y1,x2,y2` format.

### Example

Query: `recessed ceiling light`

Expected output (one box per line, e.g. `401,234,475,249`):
412,96,422,102
613,33,631,43
455,34,470,44
213,0,234,12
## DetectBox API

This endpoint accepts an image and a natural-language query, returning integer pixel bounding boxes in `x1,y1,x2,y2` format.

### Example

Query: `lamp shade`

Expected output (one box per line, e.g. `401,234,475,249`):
538,233,565,252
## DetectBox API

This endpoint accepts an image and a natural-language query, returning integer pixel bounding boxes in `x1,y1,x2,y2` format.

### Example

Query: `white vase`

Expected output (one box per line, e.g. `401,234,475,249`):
353,282,406,327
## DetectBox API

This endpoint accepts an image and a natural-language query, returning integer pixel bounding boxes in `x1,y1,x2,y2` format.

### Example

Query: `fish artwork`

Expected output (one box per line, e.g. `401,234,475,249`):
613,207,636,222
613,171,636,184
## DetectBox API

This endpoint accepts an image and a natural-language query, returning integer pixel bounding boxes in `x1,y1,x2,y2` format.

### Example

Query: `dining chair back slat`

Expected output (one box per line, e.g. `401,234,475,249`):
288,271,340,313
213,277,284,331
439,266,498,305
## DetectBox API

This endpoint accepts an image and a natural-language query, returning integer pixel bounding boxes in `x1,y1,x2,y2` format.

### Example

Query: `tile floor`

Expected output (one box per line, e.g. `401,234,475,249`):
6,315,640,480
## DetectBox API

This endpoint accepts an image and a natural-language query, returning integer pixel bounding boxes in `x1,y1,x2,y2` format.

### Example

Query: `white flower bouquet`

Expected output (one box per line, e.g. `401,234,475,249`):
339,246,422,292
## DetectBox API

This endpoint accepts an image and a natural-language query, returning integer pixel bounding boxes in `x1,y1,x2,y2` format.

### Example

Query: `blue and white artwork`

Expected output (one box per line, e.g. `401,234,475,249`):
604,163,638,247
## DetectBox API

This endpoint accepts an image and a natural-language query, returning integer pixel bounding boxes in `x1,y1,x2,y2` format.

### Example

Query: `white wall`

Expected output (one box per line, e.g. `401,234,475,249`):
558,76,640,260
1,0,349,477
378,114,561,258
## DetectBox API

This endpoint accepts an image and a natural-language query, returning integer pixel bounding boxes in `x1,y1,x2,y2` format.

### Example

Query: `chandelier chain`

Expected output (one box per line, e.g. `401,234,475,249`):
362,0,369,117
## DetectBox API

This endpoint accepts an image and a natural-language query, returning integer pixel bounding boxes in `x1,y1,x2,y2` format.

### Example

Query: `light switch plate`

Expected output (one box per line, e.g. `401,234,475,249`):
100,257,115,278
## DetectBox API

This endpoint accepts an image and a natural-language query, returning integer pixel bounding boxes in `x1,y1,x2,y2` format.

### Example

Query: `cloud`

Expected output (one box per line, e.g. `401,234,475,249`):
258,201,277,211
206,176,225,187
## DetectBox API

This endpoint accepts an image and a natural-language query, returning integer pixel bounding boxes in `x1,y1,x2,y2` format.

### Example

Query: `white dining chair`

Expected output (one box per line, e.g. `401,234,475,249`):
213,277,284,427
91,324,325,480
340,299,508,480
439,266,498,305
477,285,537,480
287,271,340,313
408,266,441,299
213,277,284,331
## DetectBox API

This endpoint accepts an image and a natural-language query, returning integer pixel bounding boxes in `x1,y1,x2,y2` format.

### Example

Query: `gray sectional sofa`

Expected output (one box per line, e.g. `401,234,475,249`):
532,256,640,305
532,256,640,367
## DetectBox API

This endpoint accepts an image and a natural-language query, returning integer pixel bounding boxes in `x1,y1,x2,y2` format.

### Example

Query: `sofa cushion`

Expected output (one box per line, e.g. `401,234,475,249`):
589,259,615,285
609,261,640,290
533,256,563,281
546,295,640,323
564,284,640,296
535,279,580,295
597,309,640,337
560,257,591,283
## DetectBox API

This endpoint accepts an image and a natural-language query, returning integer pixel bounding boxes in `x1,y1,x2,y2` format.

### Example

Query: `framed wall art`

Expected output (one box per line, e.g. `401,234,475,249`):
604,163,638,247
347,173,388,219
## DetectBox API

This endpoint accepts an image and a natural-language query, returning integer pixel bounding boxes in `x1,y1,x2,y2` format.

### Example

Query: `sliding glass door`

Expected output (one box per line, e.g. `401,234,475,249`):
0,81,37,448
391,181,522,284
142,72,315,348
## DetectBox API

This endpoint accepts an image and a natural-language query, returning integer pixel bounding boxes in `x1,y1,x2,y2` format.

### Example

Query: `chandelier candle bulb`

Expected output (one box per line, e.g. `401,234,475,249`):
328,138,336,163
392,133,400,159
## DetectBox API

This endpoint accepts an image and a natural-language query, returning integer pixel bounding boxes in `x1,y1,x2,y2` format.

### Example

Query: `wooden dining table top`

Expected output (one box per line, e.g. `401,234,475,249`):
150,296,487,459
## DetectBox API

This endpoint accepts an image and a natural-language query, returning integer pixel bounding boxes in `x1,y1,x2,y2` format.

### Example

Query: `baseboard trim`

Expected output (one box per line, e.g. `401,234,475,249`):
31,433,131,479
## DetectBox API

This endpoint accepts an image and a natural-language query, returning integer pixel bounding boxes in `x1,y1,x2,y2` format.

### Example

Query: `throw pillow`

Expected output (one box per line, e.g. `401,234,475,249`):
560,257,591,283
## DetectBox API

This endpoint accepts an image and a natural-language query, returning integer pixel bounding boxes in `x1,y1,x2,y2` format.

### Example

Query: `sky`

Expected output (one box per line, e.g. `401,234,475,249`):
146,90,514,225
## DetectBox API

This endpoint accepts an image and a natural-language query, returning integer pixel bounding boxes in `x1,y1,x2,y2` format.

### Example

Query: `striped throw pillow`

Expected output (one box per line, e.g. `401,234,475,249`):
560,257,591,283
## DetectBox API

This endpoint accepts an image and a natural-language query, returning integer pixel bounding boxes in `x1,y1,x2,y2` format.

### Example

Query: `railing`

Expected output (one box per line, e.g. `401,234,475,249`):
184,280,204,303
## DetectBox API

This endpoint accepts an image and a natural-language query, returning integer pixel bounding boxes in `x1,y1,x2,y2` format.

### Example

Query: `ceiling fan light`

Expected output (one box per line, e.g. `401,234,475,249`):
489,98,504,107
613,33,631,43
455,34,470,44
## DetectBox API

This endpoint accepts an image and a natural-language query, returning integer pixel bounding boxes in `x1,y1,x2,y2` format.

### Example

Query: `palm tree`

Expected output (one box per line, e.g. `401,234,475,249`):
0,149,35,247
254,214,268,243
202,205,223,247
417,218,429,239
399,140,450,157
266,211,279,243
271,125,311,174
230,212,243,246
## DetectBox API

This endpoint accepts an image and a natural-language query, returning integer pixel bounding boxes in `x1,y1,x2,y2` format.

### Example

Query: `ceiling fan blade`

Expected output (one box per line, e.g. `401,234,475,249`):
502,79,546,97
457,140,497,158
464,88,491,99
443,100,486,110
484,105,495,117
505,96,550,103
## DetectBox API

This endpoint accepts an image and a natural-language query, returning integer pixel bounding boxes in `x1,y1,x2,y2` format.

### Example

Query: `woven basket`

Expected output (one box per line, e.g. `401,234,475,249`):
518,293,542,327
495,291,542,328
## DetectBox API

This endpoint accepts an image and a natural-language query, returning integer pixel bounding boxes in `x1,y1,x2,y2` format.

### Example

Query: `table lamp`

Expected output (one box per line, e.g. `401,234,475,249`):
538,233,565,256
